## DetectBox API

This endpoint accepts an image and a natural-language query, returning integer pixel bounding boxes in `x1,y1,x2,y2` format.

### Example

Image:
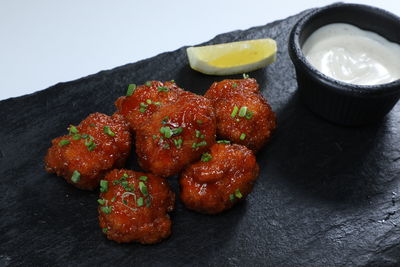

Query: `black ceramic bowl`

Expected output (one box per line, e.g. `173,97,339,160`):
288,3,400,125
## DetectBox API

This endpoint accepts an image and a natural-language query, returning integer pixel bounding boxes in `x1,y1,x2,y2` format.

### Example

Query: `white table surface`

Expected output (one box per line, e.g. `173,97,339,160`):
1,0,399,100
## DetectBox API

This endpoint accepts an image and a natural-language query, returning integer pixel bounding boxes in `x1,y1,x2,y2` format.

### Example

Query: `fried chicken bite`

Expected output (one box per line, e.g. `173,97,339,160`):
44,113,131,190
135,91,216,177
180,143,259,214
115,81,184,132
98,169,175,244
204,77,276,152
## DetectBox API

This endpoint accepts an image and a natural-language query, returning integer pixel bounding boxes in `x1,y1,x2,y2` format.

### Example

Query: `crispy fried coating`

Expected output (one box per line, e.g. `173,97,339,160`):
135,91,216,177
44,113,131,190
115,81,184,132
205,78,276,152
98,169,175,244
180,143,259,214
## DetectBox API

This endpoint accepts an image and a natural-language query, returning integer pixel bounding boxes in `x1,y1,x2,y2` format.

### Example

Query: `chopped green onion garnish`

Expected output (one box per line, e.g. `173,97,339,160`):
173,138,183,148
97,199,106,205
245,111,254,120
122,199,128,205
154,101,161,105
89,123,96,127
240,133,246,140
58,139,70,147
243,73,249,79
170,79,175,83
145,81,151,86
140,102,148,108
197,141,207,147
85,140,96,151
193,141,207,148
160,126,172,138
157,86,169,92
69,125,78,134
139,107,146,113
229,194,235,202
100,206,112,214
137,197,144,207
162,116,169,124
217,140,231,144
146,99,152,104
139,176,148,182
172,127,183,135
102,227,108,233
100,180,108,193
84,135,95,150
238,106,248,117
72,134,81,140
195,130,201,138
201,153,212,162
111,196,116,202
85,139,93,146
120,180,135,192
126,84,136,96
231,106,239,118
232,83,238,88
139,181,148,196
152,135,158,140
146,198,151,207
123,184,134,192
165,128,172,138
81,134,89,139
103,126,115,137
196,120,203,124
114,173,128,185
235,189,243,199
71,170,80,183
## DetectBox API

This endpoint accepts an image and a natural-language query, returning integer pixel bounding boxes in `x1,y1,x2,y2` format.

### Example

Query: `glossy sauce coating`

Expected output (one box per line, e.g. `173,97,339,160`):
98,169,175,244
205,78,276,152
115,81,184,132
180,143,259,214
44,113,131,190
136,91,216,177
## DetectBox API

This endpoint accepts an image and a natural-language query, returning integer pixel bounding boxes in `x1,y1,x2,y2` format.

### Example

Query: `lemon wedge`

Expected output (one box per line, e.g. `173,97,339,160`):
186,38,277,75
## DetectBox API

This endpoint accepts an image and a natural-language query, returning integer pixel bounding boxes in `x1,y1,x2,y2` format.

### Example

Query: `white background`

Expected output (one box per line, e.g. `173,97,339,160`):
0,0,399,100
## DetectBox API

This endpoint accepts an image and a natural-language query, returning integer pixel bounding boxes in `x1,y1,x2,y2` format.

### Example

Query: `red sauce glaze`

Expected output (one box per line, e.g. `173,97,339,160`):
205,78,276,152
98,169,175,244
180,143,259,214
115,81,184,132
44,113,131,190
135,91,217,177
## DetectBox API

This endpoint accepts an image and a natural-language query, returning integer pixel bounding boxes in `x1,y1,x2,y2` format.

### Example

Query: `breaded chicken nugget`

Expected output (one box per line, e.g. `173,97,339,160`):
45,113,131,190
180,143,259,214
205,78,276,152
115,81,184,132
98,169,175,244
135,91,216,177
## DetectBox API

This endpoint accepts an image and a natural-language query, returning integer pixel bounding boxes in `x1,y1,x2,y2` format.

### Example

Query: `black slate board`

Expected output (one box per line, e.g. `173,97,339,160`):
1,7,399,267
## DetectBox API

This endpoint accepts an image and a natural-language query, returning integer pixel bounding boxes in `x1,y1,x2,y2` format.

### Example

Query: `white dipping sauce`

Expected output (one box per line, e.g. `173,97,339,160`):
302,23,400,85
